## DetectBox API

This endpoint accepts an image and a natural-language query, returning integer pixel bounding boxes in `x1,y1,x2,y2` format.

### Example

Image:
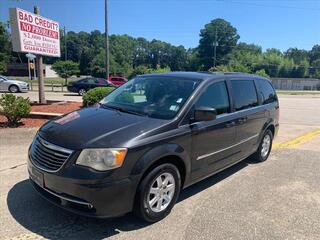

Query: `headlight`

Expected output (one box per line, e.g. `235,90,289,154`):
76,148,127,171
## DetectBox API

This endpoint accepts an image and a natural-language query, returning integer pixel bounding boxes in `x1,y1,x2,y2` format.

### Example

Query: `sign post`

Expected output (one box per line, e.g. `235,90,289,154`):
26,53,36,80
9,7,60,103
34,6,45,104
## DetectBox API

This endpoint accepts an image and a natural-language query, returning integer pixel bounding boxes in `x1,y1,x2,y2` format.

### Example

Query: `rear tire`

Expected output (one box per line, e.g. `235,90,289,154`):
254,129,273,162
134,163,181,223
78,88,86,96
9,85,19,93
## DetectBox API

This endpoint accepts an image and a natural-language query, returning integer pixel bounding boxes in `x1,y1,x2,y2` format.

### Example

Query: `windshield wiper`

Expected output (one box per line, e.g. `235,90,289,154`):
101,104,147,117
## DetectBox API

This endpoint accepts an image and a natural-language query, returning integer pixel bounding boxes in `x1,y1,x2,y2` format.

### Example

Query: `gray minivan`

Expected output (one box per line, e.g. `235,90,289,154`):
28,72,279,222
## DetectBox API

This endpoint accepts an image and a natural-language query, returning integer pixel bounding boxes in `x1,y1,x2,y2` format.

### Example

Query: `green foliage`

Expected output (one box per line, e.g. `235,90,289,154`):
0,94,31,126
128,65,170,78
0,22,11,74
0,53,9,74
90,51,107,77
2,18,320,79
51,60,80,85
209,65,231,72
309,45,320,64
255,69,270,78
311,59,320,78
198,18,240,70
82,87,114,107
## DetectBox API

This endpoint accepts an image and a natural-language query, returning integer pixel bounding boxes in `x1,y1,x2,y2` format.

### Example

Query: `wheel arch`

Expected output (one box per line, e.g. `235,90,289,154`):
131,143,191,189
9,84,20,92
258,120,276,145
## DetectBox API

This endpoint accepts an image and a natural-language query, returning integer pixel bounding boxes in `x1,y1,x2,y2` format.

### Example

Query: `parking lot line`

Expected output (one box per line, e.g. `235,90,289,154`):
273,128,320,149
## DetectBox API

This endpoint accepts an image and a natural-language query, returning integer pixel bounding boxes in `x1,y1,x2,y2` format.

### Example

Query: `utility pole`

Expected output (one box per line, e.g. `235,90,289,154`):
34,6,46,104
105,0,110,79
213,28,218,68
64,26,67,61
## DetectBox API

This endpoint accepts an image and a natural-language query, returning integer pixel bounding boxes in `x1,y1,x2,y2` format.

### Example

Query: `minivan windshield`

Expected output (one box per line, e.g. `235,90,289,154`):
100,77,200,119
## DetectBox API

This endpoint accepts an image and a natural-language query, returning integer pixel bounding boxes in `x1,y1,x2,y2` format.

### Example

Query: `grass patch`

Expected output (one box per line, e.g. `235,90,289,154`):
14,77,83,85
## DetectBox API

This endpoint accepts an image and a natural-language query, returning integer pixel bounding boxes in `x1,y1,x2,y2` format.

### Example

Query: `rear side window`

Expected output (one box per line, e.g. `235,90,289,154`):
256,79,277,104
231,80,258,111
195,81,230,115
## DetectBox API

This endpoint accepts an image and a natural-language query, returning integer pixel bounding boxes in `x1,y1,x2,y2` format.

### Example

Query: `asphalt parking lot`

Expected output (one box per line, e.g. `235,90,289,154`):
1,94,320,240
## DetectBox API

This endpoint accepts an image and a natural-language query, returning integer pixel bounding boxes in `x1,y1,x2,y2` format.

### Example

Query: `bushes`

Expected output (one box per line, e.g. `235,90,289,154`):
0,94,31,126
255,69,270,78
82,87,114,107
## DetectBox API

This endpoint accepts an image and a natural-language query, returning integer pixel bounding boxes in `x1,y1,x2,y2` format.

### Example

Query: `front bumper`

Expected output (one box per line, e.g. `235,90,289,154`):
27,158,139,218
19,85,29,91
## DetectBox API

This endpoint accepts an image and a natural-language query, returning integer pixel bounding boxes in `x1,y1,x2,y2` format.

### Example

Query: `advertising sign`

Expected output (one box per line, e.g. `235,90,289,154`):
9,8,60,57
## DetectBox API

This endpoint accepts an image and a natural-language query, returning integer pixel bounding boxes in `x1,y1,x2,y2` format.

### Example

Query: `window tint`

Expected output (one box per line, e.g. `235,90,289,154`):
84,78,95,84
101,77,200,120
195,81,230,115
256,79,277,104
231,80,258,111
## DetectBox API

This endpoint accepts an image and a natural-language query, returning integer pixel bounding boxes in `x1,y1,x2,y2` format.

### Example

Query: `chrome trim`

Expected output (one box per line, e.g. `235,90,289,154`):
196,133,259,160
38,137,73,154
42,186,93,209
30,136,73,173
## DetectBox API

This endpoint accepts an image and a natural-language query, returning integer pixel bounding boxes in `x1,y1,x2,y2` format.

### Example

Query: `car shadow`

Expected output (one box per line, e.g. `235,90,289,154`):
7,157,254,239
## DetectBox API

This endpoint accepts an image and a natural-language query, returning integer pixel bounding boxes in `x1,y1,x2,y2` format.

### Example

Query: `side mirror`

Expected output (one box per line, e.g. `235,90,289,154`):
193,107,217,122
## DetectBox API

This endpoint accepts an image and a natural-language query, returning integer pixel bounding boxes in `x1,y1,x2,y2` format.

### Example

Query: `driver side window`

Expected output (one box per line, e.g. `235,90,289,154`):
195,81,230,115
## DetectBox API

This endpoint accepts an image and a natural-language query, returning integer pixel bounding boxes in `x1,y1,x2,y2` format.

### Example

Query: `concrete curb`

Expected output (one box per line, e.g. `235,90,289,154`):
26,111,63,119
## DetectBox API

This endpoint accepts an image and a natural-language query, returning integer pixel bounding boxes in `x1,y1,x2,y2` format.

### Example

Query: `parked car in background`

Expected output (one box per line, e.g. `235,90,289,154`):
108,76,127,86
67,77,116,96
28,72,279,222
0,75,29,93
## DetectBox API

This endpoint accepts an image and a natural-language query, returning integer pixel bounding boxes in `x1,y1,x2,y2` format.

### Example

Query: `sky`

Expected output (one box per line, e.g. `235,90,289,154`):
1,0,320,51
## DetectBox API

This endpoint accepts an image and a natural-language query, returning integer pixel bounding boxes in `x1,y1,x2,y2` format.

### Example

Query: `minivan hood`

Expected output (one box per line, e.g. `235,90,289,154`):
39,106,168,150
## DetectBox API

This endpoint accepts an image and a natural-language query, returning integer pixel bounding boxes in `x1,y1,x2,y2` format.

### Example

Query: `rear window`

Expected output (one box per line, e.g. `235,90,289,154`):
256,79,277,104
231,80,259,111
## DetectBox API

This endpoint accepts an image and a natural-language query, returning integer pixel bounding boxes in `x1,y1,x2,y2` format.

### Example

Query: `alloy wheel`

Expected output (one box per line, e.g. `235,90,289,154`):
9,85,19,93
147,172,176,213
261,134,271,158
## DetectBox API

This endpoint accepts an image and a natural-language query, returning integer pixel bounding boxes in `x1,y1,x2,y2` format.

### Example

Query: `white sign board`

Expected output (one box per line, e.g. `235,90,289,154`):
9,8,60,57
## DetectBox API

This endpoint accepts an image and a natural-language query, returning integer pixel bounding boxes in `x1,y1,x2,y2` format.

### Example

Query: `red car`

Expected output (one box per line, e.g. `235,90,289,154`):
108,76,127,86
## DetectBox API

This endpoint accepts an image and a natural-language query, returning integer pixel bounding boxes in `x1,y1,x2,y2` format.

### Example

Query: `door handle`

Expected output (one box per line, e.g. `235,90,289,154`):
238,117,247,124
226,121,235,128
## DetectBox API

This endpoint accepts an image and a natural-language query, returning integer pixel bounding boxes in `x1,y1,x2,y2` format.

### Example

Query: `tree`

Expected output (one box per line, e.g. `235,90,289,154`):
109,34,136,75
255,69,270,78
309,45,320,65
198,18,240,70
284,48,309,64
0,22,11,74
311,59,320,78
51,60,80,85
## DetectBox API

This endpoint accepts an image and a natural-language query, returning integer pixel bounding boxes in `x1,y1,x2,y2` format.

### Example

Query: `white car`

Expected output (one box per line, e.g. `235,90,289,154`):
0,76,29,93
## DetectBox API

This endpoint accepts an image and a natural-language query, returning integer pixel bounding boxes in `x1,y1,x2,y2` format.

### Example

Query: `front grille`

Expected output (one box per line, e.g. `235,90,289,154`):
30,137,73,172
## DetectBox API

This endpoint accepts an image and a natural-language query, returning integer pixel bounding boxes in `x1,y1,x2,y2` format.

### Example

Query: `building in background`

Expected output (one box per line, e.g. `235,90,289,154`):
5,63,58,78
271,78,320,91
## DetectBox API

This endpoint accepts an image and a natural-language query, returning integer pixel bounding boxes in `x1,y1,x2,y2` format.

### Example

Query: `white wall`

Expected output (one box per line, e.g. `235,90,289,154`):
45,65,58,78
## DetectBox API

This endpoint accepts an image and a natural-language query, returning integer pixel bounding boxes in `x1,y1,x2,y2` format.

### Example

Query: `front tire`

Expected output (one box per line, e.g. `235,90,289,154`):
134,163,181,223
9,85,19,93
78,88,86,96
254,129,273,162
